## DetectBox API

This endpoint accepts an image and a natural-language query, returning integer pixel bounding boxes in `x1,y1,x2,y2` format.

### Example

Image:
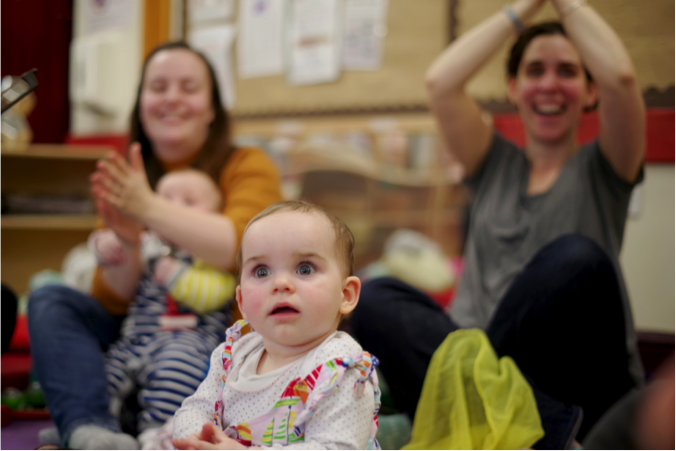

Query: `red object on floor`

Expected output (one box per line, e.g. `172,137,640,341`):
10,409,51,420
9,315,30,352
426,287,456,310
1,353,32,391
1,404,11,427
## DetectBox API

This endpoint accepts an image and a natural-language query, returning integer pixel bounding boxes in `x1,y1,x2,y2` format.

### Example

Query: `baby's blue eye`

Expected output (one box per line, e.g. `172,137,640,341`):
254,267,270,278
297,263,315,276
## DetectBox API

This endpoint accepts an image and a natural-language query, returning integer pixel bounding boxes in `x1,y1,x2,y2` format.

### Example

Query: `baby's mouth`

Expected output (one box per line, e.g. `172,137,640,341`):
270,305,300,315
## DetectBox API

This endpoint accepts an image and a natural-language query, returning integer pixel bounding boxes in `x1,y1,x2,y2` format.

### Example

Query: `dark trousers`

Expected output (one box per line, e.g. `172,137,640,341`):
351,234,637,449
28,285,124,444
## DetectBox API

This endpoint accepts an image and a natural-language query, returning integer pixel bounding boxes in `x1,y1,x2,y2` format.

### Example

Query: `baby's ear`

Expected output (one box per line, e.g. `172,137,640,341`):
339,276,361,315
235,286,247,320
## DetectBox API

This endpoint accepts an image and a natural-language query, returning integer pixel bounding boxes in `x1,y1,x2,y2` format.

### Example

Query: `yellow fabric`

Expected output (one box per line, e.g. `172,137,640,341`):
93,146,283,315
403,329,544,450
170,260,236,314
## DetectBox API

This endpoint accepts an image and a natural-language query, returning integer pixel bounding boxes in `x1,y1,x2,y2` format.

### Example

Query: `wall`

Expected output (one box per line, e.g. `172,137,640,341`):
231,0,448,116
69,0,144,136
621,165,675,333
1,0,73,143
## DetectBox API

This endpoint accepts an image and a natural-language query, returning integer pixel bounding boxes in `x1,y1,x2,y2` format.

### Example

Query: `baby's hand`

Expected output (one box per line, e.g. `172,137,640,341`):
91,229,127,265
153,255,181,287
172,423,248,450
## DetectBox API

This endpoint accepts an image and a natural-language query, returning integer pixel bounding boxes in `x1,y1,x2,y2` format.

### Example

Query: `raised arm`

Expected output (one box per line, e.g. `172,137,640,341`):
88,197,145,306
551,0,645,182
95,144,281,271
425,0,544,177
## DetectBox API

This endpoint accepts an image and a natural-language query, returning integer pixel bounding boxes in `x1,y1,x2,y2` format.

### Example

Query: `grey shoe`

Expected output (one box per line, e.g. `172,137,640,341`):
38,426,61,445
68,425,139,450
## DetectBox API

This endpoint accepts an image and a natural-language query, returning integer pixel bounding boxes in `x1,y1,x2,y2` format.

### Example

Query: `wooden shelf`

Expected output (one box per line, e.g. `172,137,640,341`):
1,144,112,160
335,210,462,228
285,146,456,188
1,214,98,230
0,144,111,292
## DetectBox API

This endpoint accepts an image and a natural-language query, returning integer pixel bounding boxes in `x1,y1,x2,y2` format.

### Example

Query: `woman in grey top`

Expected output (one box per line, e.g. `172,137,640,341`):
351,0,645,448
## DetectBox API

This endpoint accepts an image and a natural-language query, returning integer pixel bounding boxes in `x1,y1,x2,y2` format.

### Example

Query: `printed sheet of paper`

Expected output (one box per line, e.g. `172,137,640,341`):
84,0,135,34
188,25,237,109
237,0,286,79
342,0,388,71
188,0,235,24
287,0,342,86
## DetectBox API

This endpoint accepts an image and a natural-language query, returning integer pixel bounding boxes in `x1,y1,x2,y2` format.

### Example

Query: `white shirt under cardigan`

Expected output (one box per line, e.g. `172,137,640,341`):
173,330,377,449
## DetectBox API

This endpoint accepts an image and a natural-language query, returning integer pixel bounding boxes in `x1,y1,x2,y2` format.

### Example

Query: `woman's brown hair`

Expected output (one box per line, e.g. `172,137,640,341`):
506,21,592,82
129,42,234,188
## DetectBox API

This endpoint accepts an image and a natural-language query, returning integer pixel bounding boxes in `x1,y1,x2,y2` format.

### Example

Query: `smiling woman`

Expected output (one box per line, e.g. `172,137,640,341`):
139,49,216,165
351,0,646,448
27,42,283,449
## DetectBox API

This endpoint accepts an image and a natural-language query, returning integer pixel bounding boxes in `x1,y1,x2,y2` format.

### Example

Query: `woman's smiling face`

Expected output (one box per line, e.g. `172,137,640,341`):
139,48,215,162
508,34,597,145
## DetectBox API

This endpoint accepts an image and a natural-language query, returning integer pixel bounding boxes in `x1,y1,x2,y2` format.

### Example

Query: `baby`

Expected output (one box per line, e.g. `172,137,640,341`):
88,168,236,434
90,168,235,315
173,200,381,449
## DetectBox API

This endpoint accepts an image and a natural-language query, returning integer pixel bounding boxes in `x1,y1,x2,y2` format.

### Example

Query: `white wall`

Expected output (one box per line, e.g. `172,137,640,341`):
70,0,144,136
621,164,675,333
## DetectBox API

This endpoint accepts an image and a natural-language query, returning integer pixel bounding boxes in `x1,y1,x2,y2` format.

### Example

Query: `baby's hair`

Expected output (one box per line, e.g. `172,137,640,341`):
157,168,223,211
236,200,355,282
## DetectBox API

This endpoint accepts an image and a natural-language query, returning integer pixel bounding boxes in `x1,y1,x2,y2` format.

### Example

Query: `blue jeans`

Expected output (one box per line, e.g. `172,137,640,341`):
28,285,124,444
351,234,638,449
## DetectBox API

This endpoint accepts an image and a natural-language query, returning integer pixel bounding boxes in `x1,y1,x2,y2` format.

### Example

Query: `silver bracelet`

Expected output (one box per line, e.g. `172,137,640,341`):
561,0,589,17
503,5,525,32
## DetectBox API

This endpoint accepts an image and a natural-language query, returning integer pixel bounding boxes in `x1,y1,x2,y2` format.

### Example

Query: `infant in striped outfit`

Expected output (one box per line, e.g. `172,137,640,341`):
88,168,236,437
172,200,381,450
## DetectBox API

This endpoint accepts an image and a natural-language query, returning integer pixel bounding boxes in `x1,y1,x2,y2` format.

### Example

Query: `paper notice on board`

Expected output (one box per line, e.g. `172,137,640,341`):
237,0,286,79
84,0,135,34
288,0,342,86
342,0,388,71
188,0,235,24
188,25,237,109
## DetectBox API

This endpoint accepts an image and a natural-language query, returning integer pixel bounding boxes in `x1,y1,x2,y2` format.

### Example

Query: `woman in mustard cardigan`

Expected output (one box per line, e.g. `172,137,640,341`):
28,42,283,450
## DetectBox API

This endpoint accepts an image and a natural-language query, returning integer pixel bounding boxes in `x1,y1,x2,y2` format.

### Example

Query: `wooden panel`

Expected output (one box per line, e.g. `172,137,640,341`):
0,144,111,293
1,215,98,230
1,145,110,196
1,229,92,294
144,0,172,60
232,0,448,116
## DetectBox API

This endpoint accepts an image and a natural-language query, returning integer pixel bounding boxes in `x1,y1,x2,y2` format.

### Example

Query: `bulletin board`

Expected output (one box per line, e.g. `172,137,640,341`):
231,0,449,118
230,0,673,118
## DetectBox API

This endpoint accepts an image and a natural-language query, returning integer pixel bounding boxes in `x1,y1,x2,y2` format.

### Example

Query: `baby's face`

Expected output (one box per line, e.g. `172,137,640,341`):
156,171,221,213
236,211,352,349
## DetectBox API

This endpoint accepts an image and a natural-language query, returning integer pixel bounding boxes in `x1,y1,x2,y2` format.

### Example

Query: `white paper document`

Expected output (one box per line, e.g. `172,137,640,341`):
342,0,388,71
188,0,235,24
84,0,135,34
288,0,342,86
189,25,237,109
237,0,286,79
